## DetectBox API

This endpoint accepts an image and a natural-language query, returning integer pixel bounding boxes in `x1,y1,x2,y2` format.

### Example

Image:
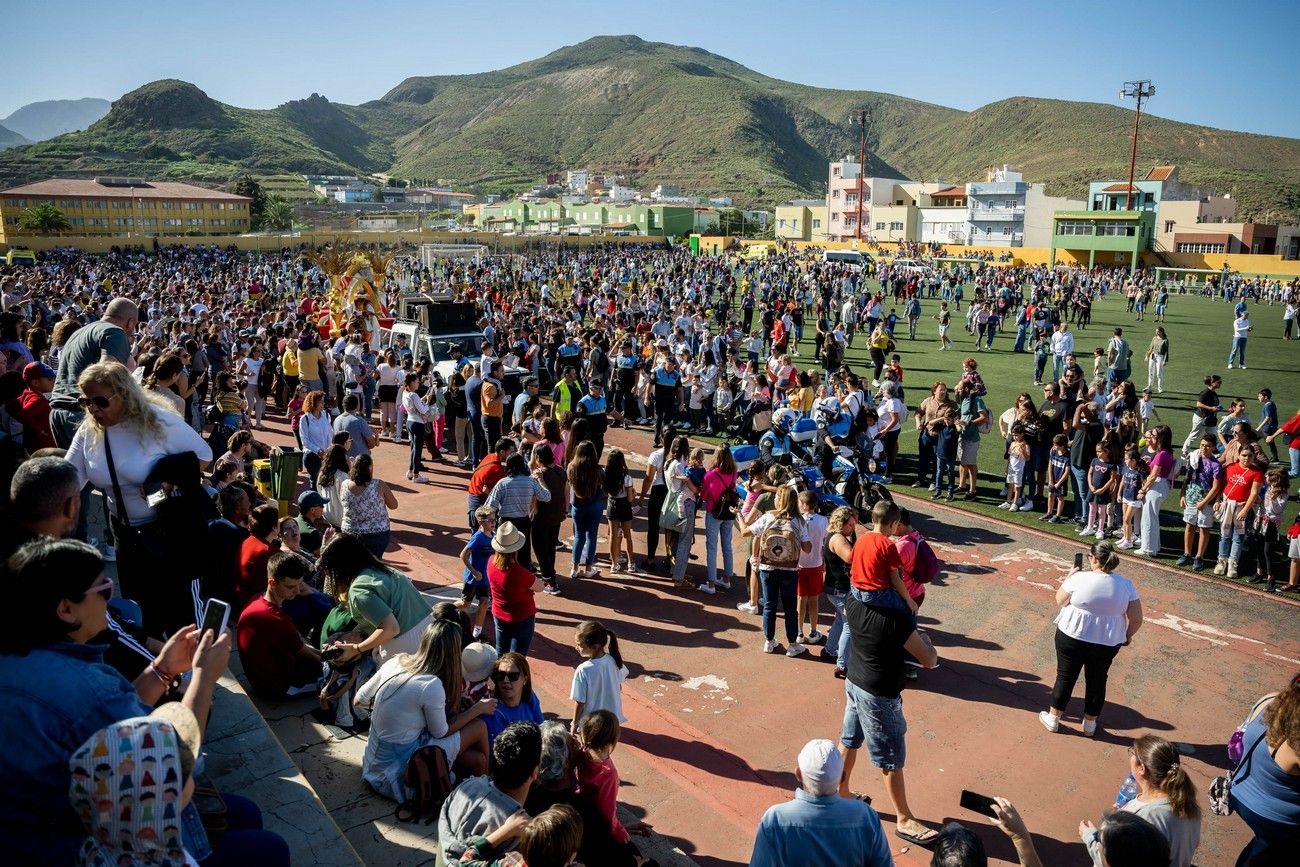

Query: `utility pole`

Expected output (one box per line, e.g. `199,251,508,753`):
1119,80,1155,211
852,108,871,242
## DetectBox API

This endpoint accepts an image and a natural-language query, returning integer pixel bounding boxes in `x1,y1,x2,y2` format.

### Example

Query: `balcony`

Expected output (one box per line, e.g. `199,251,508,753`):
969,207,1024,222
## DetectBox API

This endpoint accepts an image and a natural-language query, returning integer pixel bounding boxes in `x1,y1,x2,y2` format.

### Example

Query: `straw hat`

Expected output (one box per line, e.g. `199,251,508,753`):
492,520,526,554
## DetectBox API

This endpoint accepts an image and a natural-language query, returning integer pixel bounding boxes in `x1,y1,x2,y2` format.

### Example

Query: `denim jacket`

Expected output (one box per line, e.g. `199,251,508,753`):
749,788,892,867
0,642,152,866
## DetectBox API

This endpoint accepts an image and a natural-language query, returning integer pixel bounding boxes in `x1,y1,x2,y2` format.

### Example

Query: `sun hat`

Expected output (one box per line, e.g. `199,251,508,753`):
492,520,526,554
461,642,499,682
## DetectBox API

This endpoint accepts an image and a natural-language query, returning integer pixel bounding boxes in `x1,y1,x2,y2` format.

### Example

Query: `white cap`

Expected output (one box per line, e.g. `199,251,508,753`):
797,739,843,796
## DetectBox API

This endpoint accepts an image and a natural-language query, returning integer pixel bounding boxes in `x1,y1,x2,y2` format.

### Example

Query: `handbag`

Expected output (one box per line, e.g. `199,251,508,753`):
1229,694,1276,764
1211,724,1269,817
659,486,686,533
103,432,145,558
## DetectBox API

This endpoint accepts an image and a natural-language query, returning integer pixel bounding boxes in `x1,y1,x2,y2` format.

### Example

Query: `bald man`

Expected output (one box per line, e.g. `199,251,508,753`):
48,297,138,448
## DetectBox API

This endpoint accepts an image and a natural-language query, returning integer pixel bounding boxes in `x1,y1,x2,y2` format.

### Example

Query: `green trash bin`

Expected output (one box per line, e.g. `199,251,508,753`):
269,446,303,502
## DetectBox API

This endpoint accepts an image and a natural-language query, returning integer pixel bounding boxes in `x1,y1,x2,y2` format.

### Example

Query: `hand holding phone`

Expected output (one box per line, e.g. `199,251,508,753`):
1073,551,1085,570
960,789,999,818
200,598,231,639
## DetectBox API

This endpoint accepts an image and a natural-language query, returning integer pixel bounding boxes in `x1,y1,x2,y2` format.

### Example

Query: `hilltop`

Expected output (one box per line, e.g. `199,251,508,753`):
0,36,1297,220
1,97,110,142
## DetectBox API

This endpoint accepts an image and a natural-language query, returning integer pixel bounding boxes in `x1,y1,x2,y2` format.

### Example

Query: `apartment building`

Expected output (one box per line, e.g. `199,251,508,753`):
0,177,251,238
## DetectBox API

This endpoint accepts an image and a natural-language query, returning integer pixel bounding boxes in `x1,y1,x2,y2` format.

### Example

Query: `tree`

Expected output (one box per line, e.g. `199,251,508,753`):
231,175,268,228
718,208,746,235
17,203,71,234
262,196,294,231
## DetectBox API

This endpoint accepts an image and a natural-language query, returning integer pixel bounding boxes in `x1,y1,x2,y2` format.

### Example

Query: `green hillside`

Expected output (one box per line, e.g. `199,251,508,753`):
0,36,1297,221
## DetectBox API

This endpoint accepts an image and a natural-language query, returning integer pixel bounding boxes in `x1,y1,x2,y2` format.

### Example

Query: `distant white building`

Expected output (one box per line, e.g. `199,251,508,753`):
608,183,636,203
566,169,589,191
651,184,681,201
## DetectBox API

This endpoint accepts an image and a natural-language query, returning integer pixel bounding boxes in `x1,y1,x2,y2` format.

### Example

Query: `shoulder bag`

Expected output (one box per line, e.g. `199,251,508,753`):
1210,696,1275,817
103,431,145,559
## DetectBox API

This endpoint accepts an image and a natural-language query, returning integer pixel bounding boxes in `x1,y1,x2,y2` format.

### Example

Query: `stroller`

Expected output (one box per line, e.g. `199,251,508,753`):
726,398,772,445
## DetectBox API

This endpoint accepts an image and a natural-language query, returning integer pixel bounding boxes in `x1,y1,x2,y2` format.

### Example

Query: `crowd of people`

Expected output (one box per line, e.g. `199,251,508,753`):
0,239,1296,867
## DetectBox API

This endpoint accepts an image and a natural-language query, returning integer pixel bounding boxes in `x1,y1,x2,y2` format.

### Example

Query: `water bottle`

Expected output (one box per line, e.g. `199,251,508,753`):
1116,773,1138,808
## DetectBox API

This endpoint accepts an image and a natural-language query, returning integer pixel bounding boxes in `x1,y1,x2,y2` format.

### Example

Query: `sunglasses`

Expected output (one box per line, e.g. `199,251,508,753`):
77,394,116,410
86,579,114,600
492,670,522,683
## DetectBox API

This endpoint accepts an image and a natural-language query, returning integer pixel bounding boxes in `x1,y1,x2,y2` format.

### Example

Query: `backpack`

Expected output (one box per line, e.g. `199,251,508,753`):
758,517,803,569
913,538,941,585
394,745,453,824
711,473,740,522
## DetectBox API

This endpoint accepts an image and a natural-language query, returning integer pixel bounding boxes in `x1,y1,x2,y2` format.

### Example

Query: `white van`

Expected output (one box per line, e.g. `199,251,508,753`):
822,250,873,269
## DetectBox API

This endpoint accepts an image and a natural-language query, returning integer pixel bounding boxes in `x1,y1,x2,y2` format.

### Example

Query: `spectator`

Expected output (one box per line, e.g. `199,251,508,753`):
438,721,542,862
530,443,568,595
468,437,514,532
47,297,136,449
487,520,543,657
340,453,398,560
236,503,281,610
12,361,56,451
317,438,351,529
487,453,552,572
575,711,652,862
485,651,545,753
749,738,891,867
333,392,378,459
0,455,80,560
1227,674,1300,865
237,552,323,700
298,390,333,483
295,489,329,555
318,533,433,664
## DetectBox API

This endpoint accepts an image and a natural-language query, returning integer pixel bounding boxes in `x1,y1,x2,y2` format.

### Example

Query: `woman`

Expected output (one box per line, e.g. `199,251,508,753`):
700,445,739,590
401,371,435,483
484,651,544,752
1040,540,1143,737
568,440,606,580
955,379,989,501
144,351,185,417
541,416,566,467
376,348,403,442
1081,734,1201,867
319,533,433,664
280,339,301,406
317,438,351,530
341,454,398,560
0,537,231,866
298,390,332,484
487,453,552,570
487,521,543,657
353,619,492,802
876,381,906,481
867,321,890,385
824,505,857,678
1215,444,1265,579
207,370,248,458
1228,674,1300,865
603,449,638,574
742,485,811,655
1135,425,1175,557
66,361,213,634
1145,327,1169,393
238,343,268,430
237,503,281,610
446,369,471,467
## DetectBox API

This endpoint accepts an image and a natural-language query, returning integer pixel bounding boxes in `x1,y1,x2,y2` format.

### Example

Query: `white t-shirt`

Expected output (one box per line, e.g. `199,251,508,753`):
1054,570,1140,646
798,512,829,569
1233,318,1251,338
667,459,698,504
376,363,402,387
356,656,451,745
647,447,666,487
570,652,629,724
747,512,810,562
878,397,907,433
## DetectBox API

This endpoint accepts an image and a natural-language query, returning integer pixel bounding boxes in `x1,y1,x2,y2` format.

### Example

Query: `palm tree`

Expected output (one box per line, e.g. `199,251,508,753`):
18,203,71,235
261,196,293,231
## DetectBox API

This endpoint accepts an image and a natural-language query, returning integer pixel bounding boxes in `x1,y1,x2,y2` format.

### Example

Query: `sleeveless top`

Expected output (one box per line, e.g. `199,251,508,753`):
342,479,389,534
823,534,851,595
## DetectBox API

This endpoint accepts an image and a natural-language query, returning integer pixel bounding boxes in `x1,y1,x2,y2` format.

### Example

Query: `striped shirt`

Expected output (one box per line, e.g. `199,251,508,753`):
486,474,552,519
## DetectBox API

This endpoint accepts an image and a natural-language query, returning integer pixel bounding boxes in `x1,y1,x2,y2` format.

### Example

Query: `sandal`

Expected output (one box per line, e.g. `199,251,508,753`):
895,826,939,848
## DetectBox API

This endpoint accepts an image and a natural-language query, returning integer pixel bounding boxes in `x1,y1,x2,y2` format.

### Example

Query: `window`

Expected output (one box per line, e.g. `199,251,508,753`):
1097,223,1136,237
778,219,787,229
874,221,884,231
832,213,840,222
1003,227,1012,236
833,168,840,177
1164,220,1175,233
1176,242,1226,253
1056,221,1094,236
889,222,903,231
59,199,80,209
812,219,821,229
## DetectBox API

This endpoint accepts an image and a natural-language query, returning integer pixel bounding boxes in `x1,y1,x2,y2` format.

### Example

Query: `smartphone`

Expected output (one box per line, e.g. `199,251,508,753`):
320,646,345,662
1074,551,1085,570
200,598,231,638
960,789,998,818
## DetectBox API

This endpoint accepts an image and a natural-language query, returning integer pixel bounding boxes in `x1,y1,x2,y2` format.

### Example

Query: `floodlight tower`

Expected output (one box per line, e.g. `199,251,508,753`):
1119,80,1156,211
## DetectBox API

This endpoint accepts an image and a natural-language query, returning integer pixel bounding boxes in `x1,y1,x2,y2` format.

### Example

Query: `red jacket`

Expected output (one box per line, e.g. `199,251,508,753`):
10,388,55,451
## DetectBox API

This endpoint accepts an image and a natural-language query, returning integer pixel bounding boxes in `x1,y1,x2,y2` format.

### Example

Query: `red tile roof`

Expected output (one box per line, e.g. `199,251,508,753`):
1145,166,1176,181
933,186,965,197
1,179,250,200
1101,183,1138,193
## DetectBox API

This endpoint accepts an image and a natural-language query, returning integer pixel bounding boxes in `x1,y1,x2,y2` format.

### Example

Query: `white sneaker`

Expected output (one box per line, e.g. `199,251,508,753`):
697,582,716,595
1240,365,1246,369
737,601,760,614
786,642,808,658
1116,538,1133,549
1228,363,1234,369
998,502,1012,510
763,640,780,654
1082,719,1098,737
1096,529,1107,539
1076,526,1093,536
1039,711,1060,733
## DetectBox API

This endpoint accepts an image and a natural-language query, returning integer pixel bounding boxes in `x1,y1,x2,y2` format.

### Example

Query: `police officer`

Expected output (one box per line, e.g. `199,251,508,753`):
611,341,639,429
577,381,609,458
759,412,794,468
652,353,684,448
814,397,850,480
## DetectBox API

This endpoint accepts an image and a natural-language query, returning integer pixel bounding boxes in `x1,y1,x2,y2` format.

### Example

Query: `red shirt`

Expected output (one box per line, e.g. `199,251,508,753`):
577,752,629,845
849,531,902,592
237,536,274,609
488,559,537,622
1280,413,1300,451
11,388,55,451
1222,463,1264,503
237,596,306,699
468,455,506,497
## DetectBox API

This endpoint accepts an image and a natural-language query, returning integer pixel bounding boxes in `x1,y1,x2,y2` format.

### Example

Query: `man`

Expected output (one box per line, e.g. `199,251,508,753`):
333,393,378,459
438,721,541,862
1,456,81,560
839,504,939,847
480,360,507,449
1050,322,1073,383
611,341,639,428
1227,309,1252,369
467,438,514,531
576,381,609,457
48,297,137,448
550,366,583,420
12,362,57,452
295,489,328,555
513,377,540,427
749,739,891,867
236,553,323,700
1105,327,1130,387
204,485,251,605
652,354,684,448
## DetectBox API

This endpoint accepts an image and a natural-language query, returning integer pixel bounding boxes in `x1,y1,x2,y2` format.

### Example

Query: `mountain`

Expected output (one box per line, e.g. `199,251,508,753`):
1,97,110,142
0,123,29,150
0,37,1297,221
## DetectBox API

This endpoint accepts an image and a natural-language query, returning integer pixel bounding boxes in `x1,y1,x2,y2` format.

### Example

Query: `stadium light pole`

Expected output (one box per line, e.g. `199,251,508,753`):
1119,80,1155,211
851,107,872,243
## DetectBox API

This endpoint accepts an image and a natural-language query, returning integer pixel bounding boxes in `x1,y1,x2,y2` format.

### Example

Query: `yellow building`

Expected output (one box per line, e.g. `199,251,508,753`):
775,199,829,242
0,177,252,240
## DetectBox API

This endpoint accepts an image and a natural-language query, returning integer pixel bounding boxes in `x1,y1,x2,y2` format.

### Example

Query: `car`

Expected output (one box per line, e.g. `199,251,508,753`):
5,248,37,266
821,249,873,269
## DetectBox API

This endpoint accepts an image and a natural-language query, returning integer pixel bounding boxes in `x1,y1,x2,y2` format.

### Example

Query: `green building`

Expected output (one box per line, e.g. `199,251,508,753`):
478,200,694,237
1049,210,1156,272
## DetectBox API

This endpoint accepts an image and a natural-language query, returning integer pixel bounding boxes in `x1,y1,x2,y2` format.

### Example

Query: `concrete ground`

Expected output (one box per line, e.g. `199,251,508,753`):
218,413,1298,866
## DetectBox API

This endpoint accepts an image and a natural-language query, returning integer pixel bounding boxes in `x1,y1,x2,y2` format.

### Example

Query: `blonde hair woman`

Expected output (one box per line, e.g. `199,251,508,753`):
65,361,212,633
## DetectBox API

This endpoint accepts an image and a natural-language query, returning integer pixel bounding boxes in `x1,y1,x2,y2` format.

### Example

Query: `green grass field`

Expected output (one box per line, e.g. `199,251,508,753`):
825,285,1300,590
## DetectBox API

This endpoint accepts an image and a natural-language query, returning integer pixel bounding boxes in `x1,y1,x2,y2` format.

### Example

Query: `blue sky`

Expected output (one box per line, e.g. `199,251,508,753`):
6,0,1299,138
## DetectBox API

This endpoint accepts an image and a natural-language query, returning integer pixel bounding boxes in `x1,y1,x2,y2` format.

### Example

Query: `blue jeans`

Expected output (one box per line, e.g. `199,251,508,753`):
760,568,799,643
1228,336,1247,366
1218,503,1251,561
825,590,848,669
933,457,956,494
704,512,734,582
840,681,907,770
495,615,536,657
850,586,911,616
358,530,390,560
1290,447,1300,480
199,793,290,867
671,498,698,583
571,498,604,567
1071,466,1088,521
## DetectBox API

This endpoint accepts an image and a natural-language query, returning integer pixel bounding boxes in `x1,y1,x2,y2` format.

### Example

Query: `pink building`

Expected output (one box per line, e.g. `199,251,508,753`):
825,157,909,242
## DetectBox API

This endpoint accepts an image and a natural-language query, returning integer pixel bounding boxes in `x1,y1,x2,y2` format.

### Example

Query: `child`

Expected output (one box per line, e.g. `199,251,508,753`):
1001,429,1030,511
570,620,629,730
1033,328,1050,386
960,357,987,397
1249,467,1289,591
795,490,829,647
747,329,764,363
576,711,652,862
461,641,498,706
685,447,707,493
1092,347,1106,381
934,301,953,351
1042,434,1071,523
714,378,734,432
1176,435,1224,572
1286,515,1300,593
1116,446,1147,549
457,505,497,638
288,384,306,449
1081,443,1117,540
687,373,706,431
1138,389,1160,429
928,406,959,501
886,354,905,401
849,500,918,619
